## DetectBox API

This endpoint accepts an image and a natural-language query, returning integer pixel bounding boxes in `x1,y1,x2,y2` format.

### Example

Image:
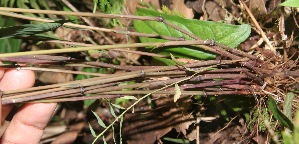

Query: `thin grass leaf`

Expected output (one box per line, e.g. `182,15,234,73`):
163,137,190,144
111,103,125,109
294,109,299,143
9,0,15,7
121,96,138,100
109,103,118,119
92,111,107,128
89,122,97,137
103,136,107,144
174,83,181,102
0,0,9,7
93,0,98,13
112,125,116,143
37,0,48,8
119,116,123,144
16,0,30,9
283,92,295,119
29,0,45,18
268,96,294,130
170,53,184,65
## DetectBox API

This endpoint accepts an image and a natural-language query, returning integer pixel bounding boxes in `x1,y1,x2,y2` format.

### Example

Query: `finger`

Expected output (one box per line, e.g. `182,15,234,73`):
0,69,35,123
0,69,35,91
0,62,5,79
1,103,57,144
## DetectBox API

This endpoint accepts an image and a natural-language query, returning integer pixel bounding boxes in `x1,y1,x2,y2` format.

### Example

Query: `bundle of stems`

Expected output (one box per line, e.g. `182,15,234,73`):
0,7,297,106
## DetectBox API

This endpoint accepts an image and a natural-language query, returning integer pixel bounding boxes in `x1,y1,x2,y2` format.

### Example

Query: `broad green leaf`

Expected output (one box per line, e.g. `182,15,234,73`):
0,20,70,39
92,111,107,128
174,83,181,102
268,96,294,130
88,122,97,137
283,92,295,119
134,8,251,59
280,0,299,8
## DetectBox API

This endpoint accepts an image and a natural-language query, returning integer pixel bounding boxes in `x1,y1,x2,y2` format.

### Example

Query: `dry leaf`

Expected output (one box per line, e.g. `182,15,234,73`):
38,67,73,84
249,0,267,15
123,94,195,143
170,0,194,18
174,83,181,102
51,122,85,144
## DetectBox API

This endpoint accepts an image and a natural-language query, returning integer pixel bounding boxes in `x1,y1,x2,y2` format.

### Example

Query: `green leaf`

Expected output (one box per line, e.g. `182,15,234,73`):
283,92,295,120
170,53,185,65
294,109,299,143
153,57,177,66
119,116,124,143
0,16,21,53
282,130,293,144
88,122,97,137
163,137,190,144
92,111,107,128
63,6,79,23
9,0,15,7
93,0,98,13
84,99,96,108
280,0,299,8
109,103,118,119
0,0,9,7
268,96,294,130
174,83,181,102
29,0,44,17
0,20,70,39
38,0,51,10
0,38,21,53
134,8,251,59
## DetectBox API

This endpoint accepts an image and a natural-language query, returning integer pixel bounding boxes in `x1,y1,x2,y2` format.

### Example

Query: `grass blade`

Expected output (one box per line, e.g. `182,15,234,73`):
92,111,107,128
268,96,294,130
283,92,295,119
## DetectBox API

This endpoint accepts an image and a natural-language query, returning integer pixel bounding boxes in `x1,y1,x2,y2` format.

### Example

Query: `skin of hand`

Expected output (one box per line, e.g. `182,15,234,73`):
0,68,57,144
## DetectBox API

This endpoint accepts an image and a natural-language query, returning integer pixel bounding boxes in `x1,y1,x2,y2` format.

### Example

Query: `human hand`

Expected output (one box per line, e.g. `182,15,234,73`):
0,68,57,144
